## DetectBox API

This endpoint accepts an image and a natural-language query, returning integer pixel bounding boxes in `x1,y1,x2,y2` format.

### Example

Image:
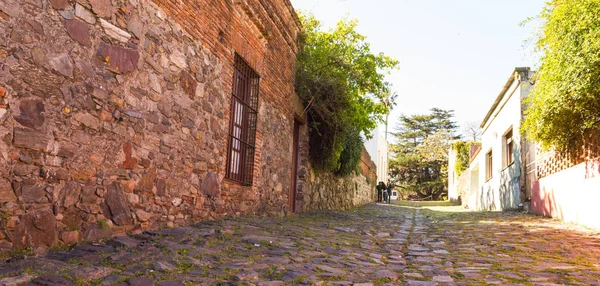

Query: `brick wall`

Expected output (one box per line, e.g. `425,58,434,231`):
0,0,300,251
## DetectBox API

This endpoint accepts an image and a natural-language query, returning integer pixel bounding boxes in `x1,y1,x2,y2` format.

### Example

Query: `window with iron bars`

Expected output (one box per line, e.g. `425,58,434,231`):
226,54,259,185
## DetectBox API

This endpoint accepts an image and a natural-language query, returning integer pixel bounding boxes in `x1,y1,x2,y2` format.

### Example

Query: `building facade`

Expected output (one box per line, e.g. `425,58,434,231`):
0,0,380,251
364,125,389,184
462,67,535,211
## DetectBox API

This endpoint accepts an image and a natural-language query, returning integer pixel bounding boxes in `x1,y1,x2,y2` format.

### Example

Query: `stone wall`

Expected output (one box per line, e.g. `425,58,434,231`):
0,0,301,251
300,167,376,212
291,105,377,212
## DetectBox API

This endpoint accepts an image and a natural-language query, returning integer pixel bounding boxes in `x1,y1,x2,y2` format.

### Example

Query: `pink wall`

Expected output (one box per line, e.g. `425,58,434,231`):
531,158,600,230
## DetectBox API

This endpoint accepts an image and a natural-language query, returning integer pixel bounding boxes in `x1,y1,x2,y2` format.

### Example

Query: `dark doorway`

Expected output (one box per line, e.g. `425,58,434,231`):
290,120,301,213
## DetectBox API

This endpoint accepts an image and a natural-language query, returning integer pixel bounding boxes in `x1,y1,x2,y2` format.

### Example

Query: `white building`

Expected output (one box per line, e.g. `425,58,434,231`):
466,67,535,210
364,125,389,184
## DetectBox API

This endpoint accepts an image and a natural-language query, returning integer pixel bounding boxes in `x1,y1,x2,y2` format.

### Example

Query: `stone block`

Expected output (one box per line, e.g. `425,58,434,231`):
122,142,137,169
135,209,151,222
16,179,47,203
49,0,68,10
75,3,96,24
136,167,156,193
65,18,92,47
73,112,102,130
89,0,113,18
100,19,131,43
9,209,56,247
49,53,74,77
60,181,82,208
0,181,17,204
180,70,197,98
13,164,39,176
13,128,51,151
127,14,144,39
60,230,80,245
105,182,133,226
15,98,45,129
201,172,220,197
97,42,139,74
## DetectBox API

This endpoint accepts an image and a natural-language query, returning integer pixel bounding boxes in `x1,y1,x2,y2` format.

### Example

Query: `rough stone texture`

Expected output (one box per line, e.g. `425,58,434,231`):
201,172,220,197
292,111,377,212
75,3,96,24
49,0,69,10
64,19,92,47
105,183,133,226
99,18,131,43
13,128,51,151
9,210,56,247
89,0,113,18
14,99,45,129
0,0,371,252
0,181,17,203
96,42,139,74
0,204,599,284
49,53,73,77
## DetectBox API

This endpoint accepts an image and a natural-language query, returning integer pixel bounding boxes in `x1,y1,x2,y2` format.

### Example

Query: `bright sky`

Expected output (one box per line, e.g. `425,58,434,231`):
289,0,545,138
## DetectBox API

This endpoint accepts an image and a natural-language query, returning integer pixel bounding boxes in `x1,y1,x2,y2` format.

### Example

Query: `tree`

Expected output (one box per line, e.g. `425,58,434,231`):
390,108,458,200
522,0,600,157
462,121,481,142
295,13,399,174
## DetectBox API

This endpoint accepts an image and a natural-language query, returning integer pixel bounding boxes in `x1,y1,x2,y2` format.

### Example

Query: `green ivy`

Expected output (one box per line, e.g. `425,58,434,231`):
452,141,475,177
336,131,364,176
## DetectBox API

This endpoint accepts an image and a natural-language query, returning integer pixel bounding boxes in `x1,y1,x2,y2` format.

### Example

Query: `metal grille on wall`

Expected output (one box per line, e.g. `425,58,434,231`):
226,54,260,185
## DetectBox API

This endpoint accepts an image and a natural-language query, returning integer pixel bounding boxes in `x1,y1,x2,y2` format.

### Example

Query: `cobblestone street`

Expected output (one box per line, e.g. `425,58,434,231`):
1,202,599,285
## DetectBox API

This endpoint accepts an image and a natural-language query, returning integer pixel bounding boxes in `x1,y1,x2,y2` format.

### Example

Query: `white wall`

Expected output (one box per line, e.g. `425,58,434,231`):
364,125,389,184
473,75,530,210
448,147,459,202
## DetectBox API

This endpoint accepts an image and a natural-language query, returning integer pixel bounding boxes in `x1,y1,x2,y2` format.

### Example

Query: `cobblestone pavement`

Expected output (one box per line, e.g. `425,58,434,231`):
1,202,600,285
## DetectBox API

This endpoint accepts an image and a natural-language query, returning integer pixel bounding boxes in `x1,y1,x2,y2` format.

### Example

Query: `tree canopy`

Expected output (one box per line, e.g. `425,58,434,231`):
295,13,399,174
522,0,600,157
390,108,458,200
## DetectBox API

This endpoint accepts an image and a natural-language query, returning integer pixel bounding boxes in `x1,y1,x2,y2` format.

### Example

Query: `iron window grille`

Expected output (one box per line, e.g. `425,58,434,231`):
226,54,260,185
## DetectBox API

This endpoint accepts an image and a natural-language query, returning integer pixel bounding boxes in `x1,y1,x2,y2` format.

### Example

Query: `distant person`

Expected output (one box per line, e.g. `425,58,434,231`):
382,182,389,204
387,181,393,203
376,181,383,202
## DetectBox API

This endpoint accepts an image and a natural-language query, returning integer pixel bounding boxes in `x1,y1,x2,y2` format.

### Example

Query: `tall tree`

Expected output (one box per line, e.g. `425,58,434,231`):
522,0,600,157
295,13,399,174
390,108,458,200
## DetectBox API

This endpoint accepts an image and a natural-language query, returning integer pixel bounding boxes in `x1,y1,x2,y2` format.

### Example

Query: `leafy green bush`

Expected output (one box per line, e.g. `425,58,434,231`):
336,131,364,176
522,0,600,157
453,141,474,177
296,13,398,176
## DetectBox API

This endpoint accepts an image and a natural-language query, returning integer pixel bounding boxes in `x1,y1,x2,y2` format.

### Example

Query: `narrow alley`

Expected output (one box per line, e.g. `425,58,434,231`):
1,202,599,285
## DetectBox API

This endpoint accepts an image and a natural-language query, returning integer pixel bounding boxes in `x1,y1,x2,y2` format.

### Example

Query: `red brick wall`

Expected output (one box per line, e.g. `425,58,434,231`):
360,146,377,183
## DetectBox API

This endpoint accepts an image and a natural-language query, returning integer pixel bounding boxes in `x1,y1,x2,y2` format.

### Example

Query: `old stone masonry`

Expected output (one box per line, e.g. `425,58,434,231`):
0,0,378,253
0,203,599,285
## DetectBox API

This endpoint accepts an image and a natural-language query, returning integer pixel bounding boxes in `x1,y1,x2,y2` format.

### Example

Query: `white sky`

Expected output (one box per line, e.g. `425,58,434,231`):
289,0,545,138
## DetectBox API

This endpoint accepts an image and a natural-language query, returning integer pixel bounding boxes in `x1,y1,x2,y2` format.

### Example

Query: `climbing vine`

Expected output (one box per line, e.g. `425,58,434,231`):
453,141,474,177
